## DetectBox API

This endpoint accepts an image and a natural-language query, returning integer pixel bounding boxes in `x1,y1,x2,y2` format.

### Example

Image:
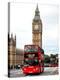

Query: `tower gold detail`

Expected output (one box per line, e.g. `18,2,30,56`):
32,4,42,48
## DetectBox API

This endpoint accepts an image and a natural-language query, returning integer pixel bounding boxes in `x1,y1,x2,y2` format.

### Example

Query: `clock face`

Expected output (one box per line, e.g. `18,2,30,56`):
34,25,38,30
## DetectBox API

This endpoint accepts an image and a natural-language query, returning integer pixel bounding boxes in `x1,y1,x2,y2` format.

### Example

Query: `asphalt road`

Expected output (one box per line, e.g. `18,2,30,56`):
9,67,58,77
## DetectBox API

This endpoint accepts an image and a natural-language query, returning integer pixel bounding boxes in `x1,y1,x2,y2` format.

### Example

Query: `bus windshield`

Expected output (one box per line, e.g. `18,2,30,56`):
24,53,39,66
24,45,38,52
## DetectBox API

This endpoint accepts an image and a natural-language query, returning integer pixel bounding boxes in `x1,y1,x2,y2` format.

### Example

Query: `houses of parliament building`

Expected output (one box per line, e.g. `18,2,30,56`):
8,4,42,69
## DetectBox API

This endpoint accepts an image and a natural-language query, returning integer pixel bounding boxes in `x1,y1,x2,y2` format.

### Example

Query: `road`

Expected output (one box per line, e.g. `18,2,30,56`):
9,67,58,77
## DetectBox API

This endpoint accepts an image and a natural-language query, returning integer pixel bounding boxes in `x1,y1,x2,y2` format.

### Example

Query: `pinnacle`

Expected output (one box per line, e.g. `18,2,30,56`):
35,4,39,12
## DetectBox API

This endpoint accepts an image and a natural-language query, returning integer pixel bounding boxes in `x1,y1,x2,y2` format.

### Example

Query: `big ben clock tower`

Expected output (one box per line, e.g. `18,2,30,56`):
32,4,42,48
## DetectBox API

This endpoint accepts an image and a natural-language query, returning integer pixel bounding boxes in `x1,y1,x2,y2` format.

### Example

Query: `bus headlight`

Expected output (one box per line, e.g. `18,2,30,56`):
35,67,39,70
24,68,26,71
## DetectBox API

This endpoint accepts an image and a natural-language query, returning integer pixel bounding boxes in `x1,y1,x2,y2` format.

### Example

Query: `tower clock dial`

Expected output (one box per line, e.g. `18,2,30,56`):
34,24,39,30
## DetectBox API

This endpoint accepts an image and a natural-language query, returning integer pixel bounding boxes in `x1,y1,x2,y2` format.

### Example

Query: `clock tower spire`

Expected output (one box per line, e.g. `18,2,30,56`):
34,4,40,21
32,4,42,48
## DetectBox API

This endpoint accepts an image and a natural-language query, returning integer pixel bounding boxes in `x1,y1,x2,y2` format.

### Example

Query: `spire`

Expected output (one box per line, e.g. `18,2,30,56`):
35,4,39,13
15,35,16,40
34,4,40,21
15,35,16,46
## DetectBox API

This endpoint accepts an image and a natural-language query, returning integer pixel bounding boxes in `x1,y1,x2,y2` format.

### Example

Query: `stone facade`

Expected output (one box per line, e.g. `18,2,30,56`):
8,34,24,69
16,49,24,66
32,5,42,48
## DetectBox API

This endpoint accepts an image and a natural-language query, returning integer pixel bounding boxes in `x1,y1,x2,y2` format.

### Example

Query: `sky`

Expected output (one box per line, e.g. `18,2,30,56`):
10,2,59,55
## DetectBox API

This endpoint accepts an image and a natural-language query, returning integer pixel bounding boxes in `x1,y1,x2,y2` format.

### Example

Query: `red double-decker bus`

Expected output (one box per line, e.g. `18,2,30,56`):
22,45,44,74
